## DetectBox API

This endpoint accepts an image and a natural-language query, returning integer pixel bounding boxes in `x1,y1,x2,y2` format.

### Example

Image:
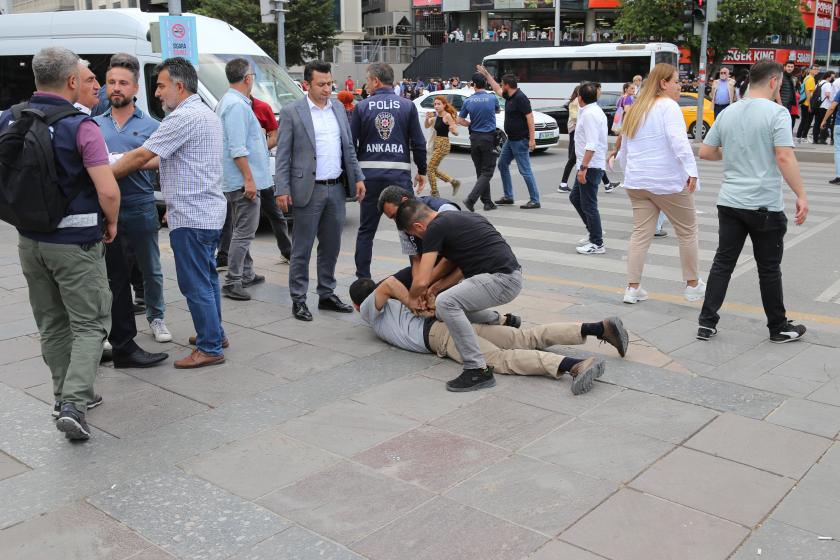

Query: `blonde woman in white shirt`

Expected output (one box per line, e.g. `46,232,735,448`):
611,63,705,304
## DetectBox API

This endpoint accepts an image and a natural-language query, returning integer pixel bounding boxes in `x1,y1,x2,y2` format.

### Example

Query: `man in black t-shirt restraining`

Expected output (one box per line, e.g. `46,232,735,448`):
395,199,523,391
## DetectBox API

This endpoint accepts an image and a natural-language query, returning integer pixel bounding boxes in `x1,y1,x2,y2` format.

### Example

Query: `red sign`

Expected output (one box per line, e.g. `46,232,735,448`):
801,0,840,30
588,0,620,6
413,0,442,5
719,48,811,66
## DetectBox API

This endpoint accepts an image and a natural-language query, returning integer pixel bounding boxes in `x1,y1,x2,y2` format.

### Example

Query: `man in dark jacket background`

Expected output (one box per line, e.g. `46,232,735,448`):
351,62,427,279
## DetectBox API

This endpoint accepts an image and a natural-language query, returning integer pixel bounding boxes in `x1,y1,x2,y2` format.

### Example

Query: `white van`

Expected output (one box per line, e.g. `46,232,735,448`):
0,8,304,118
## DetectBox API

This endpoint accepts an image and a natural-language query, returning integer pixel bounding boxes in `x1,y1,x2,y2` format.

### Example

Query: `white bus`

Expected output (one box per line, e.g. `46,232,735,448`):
0,9,303,118
482,43,680,110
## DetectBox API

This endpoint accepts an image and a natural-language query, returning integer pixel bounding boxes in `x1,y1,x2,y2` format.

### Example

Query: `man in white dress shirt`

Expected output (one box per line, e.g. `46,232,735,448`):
569,82,608,254
274,61,366,321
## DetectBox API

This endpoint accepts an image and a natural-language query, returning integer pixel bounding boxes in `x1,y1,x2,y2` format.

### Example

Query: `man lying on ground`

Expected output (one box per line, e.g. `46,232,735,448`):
349,274,629,395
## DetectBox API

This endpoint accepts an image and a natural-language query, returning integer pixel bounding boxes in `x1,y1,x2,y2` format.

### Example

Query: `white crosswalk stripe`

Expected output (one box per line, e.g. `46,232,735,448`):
374,154,840,297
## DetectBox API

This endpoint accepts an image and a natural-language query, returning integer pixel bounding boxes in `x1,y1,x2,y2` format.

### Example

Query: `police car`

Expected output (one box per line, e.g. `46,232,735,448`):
413,88,560,152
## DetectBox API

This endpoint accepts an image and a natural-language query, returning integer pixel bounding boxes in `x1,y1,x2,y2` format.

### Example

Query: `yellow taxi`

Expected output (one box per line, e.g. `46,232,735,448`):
678,92,715,139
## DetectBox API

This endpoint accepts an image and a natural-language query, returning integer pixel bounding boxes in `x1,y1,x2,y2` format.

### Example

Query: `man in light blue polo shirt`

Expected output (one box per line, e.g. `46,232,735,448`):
216,58,273,301
698,60,809,344
457,72,500,212
94,53,172,346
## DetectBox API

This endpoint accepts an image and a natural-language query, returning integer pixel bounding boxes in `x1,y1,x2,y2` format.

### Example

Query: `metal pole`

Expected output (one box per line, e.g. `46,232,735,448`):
694,16,709,142
169,0,182,16
554,0,561,46
828,0,837,70
811,5,819,68
277,3,286,69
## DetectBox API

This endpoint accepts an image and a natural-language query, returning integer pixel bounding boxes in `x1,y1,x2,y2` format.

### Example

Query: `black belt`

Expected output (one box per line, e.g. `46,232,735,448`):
315,178,342,185
423,317,436,352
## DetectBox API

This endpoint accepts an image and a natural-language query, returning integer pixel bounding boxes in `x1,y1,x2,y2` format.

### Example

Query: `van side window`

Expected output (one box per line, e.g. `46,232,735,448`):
0,56,36,110
144,64,165,121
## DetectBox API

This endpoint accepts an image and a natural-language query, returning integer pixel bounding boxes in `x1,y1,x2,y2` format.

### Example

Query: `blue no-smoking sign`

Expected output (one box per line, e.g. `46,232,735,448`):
160,16,199,67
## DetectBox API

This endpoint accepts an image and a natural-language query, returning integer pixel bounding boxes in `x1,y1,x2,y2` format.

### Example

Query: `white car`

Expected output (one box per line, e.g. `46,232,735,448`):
413,88,560,151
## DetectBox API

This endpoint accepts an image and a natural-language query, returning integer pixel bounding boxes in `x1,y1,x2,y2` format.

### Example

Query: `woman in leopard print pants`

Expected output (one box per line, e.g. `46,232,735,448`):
423,96,461,197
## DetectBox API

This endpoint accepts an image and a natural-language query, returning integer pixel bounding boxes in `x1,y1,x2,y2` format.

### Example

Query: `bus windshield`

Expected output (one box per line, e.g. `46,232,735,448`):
198,53,303,113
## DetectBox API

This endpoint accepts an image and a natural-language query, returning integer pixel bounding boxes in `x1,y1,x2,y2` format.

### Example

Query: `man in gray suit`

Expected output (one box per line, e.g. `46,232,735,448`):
275,61,366,321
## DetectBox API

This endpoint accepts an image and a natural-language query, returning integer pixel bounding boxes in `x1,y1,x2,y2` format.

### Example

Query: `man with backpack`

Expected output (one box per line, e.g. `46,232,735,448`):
811,71,834,144
0,47,121,441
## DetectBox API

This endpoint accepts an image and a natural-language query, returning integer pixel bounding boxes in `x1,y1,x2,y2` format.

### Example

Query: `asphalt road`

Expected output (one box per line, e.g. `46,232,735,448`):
259,144,840,328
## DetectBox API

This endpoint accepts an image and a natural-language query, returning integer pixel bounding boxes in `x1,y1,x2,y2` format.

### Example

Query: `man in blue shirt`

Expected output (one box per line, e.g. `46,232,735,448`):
457,72,500,211
216,58,274,301
94,53,173,348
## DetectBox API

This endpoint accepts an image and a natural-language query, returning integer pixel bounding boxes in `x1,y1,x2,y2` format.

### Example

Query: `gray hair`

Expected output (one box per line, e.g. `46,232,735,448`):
377,185,414,213
108,52,141,83
32,47,80,90
225,58,251,84
367,62,394,86
154,57,198,94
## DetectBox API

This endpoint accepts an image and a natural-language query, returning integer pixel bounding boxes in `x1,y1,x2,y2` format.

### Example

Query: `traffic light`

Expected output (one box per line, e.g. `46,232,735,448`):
693,0,706,21
683,0,695,36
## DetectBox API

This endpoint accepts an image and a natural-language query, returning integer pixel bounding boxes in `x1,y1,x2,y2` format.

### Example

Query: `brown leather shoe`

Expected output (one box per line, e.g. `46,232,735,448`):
174,349,225,369
188,336,229,348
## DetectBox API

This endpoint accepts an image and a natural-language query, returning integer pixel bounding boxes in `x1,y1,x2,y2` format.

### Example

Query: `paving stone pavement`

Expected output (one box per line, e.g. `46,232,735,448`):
0,223,839,560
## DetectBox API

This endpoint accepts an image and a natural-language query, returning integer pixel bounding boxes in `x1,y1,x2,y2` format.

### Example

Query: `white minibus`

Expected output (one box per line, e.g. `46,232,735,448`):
482,43,680,110
0,8,303,117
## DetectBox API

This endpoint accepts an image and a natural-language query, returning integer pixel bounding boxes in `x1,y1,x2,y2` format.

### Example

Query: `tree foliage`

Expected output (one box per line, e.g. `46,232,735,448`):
614,0,806,68
192,0,337,67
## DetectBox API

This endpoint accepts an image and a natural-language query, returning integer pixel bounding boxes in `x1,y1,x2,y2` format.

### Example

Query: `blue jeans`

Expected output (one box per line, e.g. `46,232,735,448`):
118,202,164,323
499,139,540,203
169,227,225,356
570,168,604,246
834,125,840,177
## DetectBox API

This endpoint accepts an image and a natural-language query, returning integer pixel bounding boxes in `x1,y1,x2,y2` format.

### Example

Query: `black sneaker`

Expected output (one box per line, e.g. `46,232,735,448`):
830,177,840,185
215,256,228,270
53,394,104,418
446,366,496,392
696,326,717,341
770,322,806,343
599,317,629,358
604,182,620,193
503,313,521,328
483,202,498,211
132,302,146,315
520,201,541,209
495,197,515,205
87,394,104,411
462,199,476,212
56,403,91,441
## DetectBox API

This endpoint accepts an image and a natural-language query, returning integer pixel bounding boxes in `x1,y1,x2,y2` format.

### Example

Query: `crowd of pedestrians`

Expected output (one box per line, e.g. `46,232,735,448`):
0,46,812,443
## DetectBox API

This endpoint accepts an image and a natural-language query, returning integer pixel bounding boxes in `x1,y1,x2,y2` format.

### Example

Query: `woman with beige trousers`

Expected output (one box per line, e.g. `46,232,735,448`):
611,63,706,304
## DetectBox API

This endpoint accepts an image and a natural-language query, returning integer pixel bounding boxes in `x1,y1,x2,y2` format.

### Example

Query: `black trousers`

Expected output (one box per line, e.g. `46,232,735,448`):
355,179,405,279
699,205,788,334
467,132,497,205
105,233,141,357
813,108,827,143
259,188,292,259
796,108,813,139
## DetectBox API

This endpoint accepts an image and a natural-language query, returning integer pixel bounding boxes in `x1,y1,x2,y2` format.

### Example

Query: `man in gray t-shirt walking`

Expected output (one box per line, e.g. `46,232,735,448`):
698,60,809,344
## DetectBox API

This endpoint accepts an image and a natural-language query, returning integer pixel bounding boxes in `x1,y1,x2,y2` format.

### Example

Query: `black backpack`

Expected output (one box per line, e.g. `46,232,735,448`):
809,81,825,112
0,103,84,232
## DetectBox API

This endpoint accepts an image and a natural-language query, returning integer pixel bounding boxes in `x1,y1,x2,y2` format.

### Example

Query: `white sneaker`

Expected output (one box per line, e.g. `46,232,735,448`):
623,286,649,304
576,242,605,255
103,340,112,351
684,279,706,302
150,318,172,343
579,230,605,244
